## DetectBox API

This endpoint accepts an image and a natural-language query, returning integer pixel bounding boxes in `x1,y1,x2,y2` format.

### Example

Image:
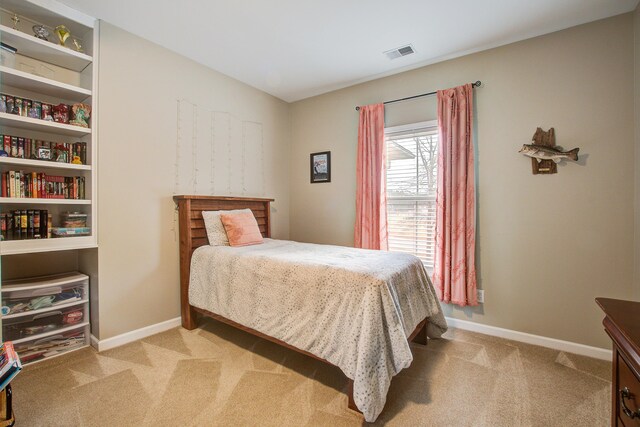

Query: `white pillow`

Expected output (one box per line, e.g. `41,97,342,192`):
202,209,252,246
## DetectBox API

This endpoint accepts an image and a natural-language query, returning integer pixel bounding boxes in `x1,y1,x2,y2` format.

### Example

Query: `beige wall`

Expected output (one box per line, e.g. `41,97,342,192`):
290,14,636,349
96,23,291,339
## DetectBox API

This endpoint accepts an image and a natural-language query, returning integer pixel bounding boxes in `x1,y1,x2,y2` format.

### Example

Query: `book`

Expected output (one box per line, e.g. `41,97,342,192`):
0,342,22,391
0,213,5,241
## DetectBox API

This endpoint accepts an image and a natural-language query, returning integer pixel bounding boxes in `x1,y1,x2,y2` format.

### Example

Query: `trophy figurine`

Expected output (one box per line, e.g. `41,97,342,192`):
33,25,50,41
72,38,83,53
11,14,19,30
54,25,71,46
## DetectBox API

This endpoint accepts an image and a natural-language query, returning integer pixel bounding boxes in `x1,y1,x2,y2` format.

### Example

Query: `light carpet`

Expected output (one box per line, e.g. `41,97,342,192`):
13,318,611,426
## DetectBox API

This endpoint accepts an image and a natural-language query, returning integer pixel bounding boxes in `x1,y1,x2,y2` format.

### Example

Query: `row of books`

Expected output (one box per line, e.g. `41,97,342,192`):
1,135,87,165
0,210,51,240
0,93,89,128
1,93,51,119
1,171,86,199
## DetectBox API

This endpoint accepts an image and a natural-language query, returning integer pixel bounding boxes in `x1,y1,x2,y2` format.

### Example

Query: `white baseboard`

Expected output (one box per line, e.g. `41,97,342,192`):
92,317,182,352
445,317,612,361
89,315,610,361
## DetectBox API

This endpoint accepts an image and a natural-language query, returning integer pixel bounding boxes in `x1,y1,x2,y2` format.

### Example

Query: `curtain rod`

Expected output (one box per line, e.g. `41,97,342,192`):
355,80,481,111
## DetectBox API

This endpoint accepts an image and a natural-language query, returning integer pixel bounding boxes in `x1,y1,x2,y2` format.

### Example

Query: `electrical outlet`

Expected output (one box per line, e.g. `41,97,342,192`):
477,289,484,303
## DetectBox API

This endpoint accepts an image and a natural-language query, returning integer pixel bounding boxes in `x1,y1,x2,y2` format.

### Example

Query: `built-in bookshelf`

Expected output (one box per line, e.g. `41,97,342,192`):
0,0,98,363
0,0,97,255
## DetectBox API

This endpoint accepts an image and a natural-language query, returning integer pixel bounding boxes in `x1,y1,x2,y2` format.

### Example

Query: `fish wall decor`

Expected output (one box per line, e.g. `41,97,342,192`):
519,144,579,163
519,127,579,174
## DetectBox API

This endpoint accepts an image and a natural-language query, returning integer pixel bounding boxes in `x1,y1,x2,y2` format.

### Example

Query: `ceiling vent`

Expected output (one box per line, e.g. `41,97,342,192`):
384,44,416,60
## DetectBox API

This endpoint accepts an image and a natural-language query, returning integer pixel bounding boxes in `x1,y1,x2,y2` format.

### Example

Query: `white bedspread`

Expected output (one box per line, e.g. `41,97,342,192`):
189,238,447,422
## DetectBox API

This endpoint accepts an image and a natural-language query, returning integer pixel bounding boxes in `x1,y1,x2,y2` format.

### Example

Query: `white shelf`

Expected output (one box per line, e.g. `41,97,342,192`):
0,24,92,72
0,197,90,205
0,65,92,102
0,236,96,255
2,299,88,320
0,112,91,137
0,157,90,171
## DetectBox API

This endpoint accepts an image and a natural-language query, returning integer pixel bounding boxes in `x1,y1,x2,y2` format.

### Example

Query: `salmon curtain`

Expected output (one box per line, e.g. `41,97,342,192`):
354,103,388,250
433,84,477,306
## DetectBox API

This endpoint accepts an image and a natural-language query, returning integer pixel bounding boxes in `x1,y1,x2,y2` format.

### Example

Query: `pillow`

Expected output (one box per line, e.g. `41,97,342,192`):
220,211,264,247
202,209,251,246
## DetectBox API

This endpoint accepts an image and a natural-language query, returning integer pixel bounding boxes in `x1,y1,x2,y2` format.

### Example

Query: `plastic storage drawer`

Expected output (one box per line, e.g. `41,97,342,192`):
2,272,88,318
13,324,89,364
3,305,87,341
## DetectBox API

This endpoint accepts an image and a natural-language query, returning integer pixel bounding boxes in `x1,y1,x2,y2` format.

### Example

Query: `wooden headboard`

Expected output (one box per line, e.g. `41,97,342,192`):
173,195,274,329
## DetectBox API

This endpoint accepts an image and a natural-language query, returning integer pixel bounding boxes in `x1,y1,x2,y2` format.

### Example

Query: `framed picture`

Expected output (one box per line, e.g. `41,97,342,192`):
36,147,52,161
310,151,331,183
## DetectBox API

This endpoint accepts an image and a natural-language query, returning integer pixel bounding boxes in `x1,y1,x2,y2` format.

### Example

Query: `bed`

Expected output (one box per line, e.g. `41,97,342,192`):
174,195,447,422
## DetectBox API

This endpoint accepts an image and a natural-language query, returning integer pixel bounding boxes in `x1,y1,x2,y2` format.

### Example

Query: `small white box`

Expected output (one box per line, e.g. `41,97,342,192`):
0,48,16,68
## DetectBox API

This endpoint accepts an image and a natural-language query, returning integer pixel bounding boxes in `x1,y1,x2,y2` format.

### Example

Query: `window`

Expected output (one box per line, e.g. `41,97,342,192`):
385,121,438,269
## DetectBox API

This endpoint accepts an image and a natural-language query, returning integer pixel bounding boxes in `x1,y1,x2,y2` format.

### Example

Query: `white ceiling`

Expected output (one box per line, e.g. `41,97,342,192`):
58,0,639,102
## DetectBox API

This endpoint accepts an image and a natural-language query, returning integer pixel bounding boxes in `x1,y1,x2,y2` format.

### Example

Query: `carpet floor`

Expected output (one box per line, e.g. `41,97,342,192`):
12,318,611,426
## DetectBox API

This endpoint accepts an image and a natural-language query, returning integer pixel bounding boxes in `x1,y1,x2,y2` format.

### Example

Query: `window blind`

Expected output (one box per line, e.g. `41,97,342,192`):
385,124,438,269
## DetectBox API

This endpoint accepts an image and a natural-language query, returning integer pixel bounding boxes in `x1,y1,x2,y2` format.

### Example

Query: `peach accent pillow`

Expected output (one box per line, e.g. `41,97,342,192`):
220,211,264,247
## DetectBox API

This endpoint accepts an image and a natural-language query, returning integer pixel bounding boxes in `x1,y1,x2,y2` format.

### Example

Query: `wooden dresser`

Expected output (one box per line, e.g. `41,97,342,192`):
597,298,640,426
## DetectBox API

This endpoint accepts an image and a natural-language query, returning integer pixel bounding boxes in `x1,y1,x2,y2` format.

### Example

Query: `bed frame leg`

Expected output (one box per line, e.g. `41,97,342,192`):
346,379,360,412
182,305,198,330
411,319,429,346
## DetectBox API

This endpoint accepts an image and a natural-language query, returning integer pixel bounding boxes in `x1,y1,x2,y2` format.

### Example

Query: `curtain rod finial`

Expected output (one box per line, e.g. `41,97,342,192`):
355,106,360,111
473,80,481,87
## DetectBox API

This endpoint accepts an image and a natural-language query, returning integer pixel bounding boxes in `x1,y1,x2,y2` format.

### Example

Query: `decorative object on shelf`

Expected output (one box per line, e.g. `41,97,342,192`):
0,95,5,113
32,25,50,41
53,143,69,163
11,14,19,30
69,103,90,128
71,155,82,165
52,103,69,123
72,38,83,53
54,25,70,46
41,103,53,121
518,127,579,175
36,147,52,160
310,151,331,183
0,151,7,157
61,212,87,228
